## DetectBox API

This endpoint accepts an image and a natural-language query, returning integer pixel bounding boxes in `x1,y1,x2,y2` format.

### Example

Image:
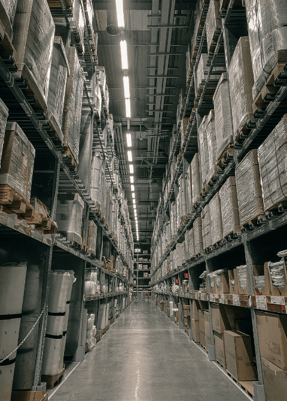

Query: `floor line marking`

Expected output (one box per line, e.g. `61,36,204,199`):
49,362,80,399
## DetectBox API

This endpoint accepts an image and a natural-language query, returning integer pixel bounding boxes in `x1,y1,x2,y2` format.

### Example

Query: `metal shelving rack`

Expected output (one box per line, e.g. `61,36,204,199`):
0,1,133,396
133,252,151,299
149,1,287,401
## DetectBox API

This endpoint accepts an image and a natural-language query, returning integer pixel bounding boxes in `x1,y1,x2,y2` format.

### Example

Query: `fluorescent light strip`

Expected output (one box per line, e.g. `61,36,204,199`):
123,76,130,99
130,176,134,183
129,165,134,174
128,150,132,162
120,40,128,69
131,184,135,192
126,133,132,147
133,199,136,204
132,193,135,199
125,98,131,118
115,0,125,28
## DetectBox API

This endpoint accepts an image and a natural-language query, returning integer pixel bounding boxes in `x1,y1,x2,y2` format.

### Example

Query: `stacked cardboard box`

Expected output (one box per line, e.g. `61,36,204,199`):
219,177,240,238
193,217,203,255
204,310,211,348
190,153,200,205
202,204,212,251
209,192,223,246
198,110,217,187
0,99,9,167
205,0,221,53
212,304,229,367
199,309,206,347
191,300,200,343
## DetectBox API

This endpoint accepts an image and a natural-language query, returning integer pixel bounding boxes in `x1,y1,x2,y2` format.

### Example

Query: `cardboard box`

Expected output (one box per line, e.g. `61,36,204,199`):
257,312,287,370
224,331,257,381
204,310,209,322
191,318,200,343
253,265,270,295
200,331,206,347
205,333,211,348
214,272,230,294
204,319,210,339
228,269,239,294
199,310,205,333
262,357,287,401
211,304,230,334
192,300,200,320
214,332,226,367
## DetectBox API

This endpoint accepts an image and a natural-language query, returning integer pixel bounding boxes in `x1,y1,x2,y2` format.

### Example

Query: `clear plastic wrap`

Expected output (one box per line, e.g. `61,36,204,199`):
47,37,68,128
213,73,233,159
62,46,84,163
193,217,203,255
87,220,97,255
268,260,285,288
245,0,287,100
185,164,192,213
190,153,200,205
97,66,106,89
258,115,287,212
235,150,264,225
236,265,248,290
0,98,9,168
198,110,217,186
90,152,105,209
0,0,18,36
71,0,85,53
202,204,212,250
196,54,225,91
228,37,254,138
13,0,55,101
0,122,35,202
219,177,240,237
209,192,223,245
206,0,221,52
56,194,84,245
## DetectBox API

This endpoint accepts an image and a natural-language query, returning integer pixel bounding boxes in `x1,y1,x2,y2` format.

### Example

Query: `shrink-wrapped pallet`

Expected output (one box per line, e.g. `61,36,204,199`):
0,98,8,168
0,122,35,202
258,115,287,212
13,0,55,108
193,217,203,255
185,165,192,213
0,0,17,38
0,262,27,401
62,46,84,163
235,150,264,226
209,192,223,245
190,153,200,205
245,0,287,101
228,37,254,139
189,228,195,259
219,177,240,238
97,66,106,89
193,0,211,53
46,36,69,140
91,152,105,209
206,0,221,53
56,193,84,245
70,0,85,53
198,110,217,187
213,73,233,159
87,220,97,255
202,204,212,250
196,54,225,92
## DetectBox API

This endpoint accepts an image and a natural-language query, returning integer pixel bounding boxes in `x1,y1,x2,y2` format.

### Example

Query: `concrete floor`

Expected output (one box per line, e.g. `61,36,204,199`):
49,301,249,401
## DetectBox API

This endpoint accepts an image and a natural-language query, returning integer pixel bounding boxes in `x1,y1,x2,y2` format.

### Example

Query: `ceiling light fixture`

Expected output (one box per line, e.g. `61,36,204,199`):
115,0,125,28
132,193,135,199
133,204,136,209
120,40,128,69
133,199,136,204
126,133,132,148
125,98,131,118
131,184,135,192
129,164,134,174
127,150,132,162
123,76,130,99
130,176,134,183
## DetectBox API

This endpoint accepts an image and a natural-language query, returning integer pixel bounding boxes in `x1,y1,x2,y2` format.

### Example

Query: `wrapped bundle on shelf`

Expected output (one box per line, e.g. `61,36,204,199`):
62,46,84,164
193,217,203,256
0,0,18,38
258,115,287,212
213,73,233,160
56,193,84,245
190,153,200,205
0,98,9,168
192,0,211,55
12,0,55,109
90,152,105,209
46,36,69,141
185,164,192,214
97,66,106,90
196,54,225,93
86,313,96,351
235,150,264,226
0,122,35,202
179,174,186,219
245,0,287,101
180,118,189,148
202,204,212,251
70,0,85,53
87,220,97,256
236,265,249,294
209,192,223,245
0,262,27,401
206,0,221,53
228,37,254,139
198,110,217,187
219,177,240,238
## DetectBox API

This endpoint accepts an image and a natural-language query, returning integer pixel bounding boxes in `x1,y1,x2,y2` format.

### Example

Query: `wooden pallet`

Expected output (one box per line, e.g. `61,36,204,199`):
0,185,57,234
11,391,48,401
62,145,78,171
85,342,89,353
47,0,73,8
217,143,234,168
221,230,241,242
41,366,65,389
225,370,254,398
240,214,265,232
44,110,64,144
265,201,287,219
95,333,100,343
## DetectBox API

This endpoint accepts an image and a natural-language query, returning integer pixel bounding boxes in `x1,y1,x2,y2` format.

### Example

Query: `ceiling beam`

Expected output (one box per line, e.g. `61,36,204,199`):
93,1,152,10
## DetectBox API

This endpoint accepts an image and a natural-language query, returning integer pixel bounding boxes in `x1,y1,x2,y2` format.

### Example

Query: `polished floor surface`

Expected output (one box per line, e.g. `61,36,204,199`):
50,300,249,401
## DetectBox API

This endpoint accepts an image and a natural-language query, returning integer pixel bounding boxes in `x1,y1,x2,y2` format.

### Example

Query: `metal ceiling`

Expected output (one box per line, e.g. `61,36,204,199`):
93,0,194,242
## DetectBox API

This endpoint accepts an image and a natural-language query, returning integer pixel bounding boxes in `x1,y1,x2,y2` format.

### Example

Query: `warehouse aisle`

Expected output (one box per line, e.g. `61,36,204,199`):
49,301,249,401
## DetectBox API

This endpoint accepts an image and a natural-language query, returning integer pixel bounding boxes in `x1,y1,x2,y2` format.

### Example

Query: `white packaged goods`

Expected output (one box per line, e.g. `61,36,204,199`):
237,265,248,290
196,54,225,92
206,0,221,52
202,204,212,251
193,217,203,255
47,36,69,134
235,150,264,226
87,220,97,255
0,0,18,37
219,177,240,238
213,73,233,159
46,315,66,337
13,0,55,104
42,337,63,376
0,262,27,315
258,115,287,212
185,167,192,213
48,271,75,314
97,66,106,89
190,154,200,205
189,229,195,259
91,152,106,209
0,122,35,202
228,37,254,139
245,0,287,101
209,193,223,245
268,261,285,288
0,99,8,168
71,0,85,52
56,194,84,245
198,110,217,187
62,46,84,163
